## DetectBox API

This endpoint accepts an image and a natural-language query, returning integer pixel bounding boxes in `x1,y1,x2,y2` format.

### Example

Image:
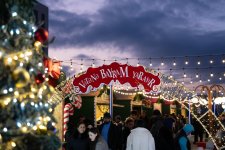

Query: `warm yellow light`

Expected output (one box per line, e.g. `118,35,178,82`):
4,98,11,105
14,91,19,96
33,126,37,130
21,126,27,132
25,50,32,56
19,53,24,58
39,116,43,120
31,87,36,92
46,116,51,121
7,57,12,63
49,108,53,112
34,41,41,48
0,51,3,58
39,125,46,130
11,141,16,147
29,94,35,99
13,55,18,60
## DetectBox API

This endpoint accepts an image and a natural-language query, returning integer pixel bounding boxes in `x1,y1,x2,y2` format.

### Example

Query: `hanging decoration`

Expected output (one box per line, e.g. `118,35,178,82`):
12,67,30,88
43,57,61,79
63,95,82,139
73,62,161,94
34,28,49,44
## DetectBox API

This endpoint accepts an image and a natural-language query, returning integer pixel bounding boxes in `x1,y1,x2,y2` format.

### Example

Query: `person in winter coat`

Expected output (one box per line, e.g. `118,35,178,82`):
88,127,109,150
66,121,89,150
99,112,119,150
174,124,194,150
150,110,175,150
122,117,135,150
126,119,155,150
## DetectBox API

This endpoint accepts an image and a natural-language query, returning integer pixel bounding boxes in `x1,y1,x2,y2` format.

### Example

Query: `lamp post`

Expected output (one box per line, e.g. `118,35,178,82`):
195,84,224,133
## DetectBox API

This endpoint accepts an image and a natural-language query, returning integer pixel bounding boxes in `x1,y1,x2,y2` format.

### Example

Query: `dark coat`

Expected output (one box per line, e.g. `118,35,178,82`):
99,122,119,150
150,117,175,150
66,130,89,150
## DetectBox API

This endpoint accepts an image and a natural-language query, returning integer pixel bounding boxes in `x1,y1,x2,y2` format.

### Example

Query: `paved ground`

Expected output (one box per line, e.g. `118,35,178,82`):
189,135,199,149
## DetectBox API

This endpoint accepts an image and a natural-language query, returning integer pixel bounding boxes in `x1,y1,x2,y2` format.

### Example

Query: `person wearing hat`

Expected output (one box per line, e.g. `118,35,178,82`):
98,112,119,150
174,124,194,150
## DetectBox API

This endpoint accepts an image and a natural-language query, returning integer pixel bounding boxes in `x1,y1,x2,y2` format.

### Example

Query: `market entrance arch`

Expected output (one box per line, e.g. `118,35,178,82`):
51,62,225,150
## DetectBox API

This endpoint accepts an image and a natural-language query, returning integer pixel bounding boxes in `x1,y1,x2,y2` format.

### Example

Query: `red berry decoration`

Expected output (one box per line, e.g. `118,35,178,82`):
34,28,49,43
35,73,45,84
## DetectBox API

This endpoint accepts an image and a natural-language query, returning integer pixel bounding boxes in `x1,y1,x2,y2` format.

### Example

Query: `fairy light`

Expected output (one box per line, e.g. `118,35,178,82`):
197,56,203,65
210,60,213,64
38,62,43,67
3,128,7,132
173,57,176,66
219,77,222,80
183,73,187,78
12,12,17,17
92,59,95,67
13,55,18,60
19,53,24,58
185,56,189,65
19,62,23,67
15,29,20,34
7,57,12,63
11,141,16,147
208,79,210,82
70,59,73,71
196,73,199,78
149,60,152,67
210,73,214,77
0,51,3,58
137,58,140,66
161,57,164,66
3,89,8,94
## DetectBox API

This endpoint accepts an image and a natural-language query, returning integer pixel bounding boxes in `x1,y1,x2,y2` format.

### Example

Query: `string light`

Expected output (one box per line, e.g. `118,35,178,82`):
161,57,164,66
210,73,214,77
173,57,176,66
149,58,152,67
137,58,140,66
92,59,95,67
185,56,189,65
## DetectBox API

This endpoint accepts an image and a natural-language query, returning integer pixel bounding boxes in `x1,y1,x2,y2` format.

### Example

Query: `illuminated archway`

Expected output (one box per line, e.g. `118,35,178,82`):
50,62,225,149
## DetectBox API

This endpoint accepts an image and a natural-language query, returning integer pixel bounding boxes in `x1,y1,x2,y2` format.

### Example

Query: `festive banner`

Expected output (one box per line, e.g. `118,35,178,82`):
73,62,161,93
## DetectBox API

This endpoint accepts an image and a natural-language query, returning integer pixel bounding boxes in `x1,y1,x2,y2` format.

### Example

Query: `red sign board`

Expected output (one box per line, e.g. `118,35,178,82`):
73,62,161,93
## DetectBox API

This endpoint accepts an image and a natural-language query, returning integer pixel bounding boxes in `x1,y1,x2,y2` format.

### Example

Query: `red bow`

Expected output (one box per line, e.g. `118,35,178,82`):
43,58,61,79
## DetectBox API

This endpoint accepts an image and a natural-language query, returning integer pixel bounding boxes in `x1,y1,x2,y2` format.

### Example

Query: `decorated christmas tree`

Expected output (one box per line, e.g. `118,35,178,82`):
0,0,61,149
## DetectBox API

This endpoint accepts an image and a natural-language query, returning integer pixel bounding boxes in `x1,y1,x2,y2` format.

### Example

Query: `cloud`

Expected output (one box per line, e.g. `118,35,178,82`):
39,0,225,89
46,0,225,57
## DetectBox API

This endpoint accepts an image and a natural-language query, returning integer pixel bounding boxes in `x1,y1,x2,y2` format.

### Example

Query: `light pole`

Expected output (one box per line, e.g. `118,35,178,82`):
195,84,224,133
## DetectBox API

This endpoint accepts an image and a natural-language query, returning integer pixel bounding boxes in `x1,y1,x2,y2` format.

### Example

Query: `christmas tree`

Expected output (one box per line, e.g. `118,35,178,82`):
0,0,61,149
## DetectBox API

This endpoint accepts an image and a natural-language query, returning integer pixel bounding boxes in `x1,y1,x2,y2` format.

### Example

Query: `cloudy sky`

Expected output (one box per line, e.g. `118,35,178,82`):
39,0,225,90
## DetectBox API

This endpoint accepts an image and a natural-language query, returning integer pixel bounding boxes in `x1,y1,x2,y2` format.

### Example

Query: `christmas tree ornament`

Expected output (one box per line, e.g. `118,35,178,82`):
12,68,30,88
48,76,58,87
34,28,49,43
35,73,45,84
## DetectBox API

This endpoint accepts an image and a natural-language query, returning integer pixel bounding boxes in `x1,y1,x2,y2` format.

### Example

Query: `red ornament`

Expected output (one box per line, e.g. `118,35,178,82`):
48,76,58,87
34,28,49,43
35,73,45,84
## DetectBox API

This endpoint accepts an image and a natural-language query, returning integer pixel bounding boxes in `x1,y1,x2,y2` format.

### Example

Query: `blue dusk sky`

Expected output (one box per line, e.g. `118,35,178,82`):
39,0,225,90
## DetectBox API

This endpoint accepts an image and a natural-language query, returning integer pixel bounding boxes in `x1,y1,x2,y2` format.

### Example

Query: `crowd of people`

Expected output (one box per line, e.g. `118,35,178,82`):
64,110,211,150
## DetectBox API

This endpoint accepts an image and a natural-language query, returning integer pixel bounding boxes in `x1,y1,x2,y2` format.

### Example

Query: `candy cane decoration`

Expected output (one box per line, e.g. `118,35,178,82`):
63,103,74,137
63,94,82,139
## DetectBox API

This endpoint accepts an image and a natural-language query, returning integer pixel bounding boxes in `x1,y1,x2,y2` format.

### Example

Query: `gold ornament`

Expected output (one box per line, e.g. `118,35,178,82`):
12,68,30,88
